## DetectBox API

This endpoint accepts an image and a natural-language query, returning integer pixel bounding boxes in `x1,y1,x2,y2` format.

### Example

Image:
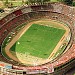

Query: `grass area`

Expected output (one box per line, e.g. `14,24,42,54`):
10,43,16,52
12,2,22,7
37,20,65,29
11,24,66,59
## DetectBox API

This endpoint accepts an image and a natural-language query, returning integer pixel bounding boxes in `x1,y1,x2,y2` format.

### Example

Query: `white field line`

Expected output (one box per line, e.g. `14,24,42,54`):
5,19,70,65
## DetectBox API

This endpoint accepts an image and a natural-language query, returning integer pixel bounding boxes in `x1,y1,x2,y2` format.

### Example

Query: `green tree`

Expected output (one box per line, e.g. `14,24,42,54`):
25,0,29,5
43,0,50,2
4,0,9,6
57,0,63,2
63,0,73,5
25,0,50,5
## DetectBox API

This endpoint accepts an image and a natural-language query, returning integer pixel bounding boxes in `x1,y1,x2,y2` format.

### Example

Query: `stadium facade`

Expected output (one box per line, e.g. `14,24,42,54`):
0,2,75,75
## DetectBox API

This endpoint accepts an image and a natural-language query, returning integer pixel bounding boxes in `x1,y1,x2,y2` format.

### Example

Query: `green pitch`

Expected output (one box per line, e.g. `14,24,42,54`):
11,24,66,59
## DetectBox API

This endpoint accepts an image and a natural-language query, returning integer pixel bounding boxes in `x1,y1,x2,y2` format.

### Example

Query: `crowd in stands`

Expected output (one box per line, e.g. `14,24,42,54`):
0,3,75,74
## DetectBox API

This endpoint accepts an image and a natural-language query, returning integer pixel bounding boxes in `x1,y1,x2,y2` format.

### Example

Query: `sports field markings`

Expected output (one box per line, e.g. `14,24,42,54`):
5,22,33,62
5,19,70,65
47,21,70,60
35,20,70,60
34,23,65,30
15,24,65,59
37,19,65,29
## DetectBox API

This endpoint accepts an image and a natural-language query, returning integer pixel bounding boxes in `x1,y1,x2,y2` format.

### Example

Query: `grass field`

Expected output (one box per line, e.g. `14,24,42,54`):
10,24,66,59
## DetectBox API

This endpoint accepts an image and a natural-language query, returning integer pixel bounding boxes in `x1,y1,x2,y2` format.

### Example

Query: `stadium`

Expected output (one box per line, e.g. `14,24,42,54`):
0,0,75,75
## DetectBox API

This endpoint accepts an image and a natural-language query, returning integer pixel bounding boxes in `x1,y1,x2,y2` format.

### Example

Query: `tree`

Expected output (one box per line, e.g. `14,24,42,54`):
25,1,29,5
4,0,9,6
25,0,50,5
57,0,63,2
22,0,25,5
63,0,73,5
43,0,50,3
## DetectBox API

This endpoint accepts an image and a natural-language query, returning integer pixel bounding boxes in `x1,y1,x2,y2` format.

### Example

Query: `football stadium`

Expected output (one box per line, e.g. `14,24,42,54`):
0,0,75,75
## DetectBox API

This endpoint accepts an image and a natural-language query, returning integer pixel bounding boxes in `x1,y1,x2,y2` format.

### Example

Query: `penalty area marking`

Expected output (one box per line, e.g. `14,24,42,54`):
5,19,70,65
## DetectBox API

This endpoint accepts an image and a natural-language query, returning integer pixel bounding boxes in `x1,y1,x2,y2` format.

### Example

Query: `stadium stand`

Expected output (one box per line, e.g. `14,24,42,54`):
0,3,75,75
